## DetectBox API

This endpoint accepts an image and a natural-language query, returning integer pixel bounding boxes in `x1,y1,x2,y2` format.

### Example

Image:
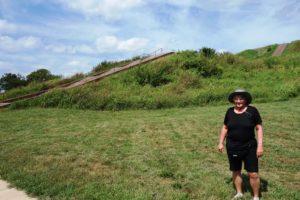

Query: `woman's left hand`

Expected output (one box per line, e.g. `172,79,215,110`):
257,145,263,158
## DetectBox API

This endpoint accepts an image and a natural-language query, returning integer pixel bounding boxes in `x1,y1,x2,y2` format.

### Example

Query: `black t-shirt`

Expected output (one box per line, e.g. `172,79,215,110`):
224,106,262,151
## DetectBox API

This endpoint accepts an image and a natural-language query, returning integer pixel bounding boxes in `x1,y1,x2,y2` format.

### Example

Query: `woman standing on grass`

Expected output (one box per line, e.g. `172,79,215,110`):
218,89,264,200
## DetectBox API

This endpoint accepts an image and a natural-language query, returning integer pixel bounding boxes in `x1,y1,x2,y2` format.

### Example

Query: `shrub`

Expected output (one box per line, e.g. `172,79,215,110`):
201,62,223,78
0,73,27,91
27,69,58,83
170,70,201,94
91,55,149,75
182,57,207,71
240,59,265,71
263,57,280,68
182,58,223,78
176,50,198,59
290,40,300,52
92,60,131,74
200,47,217,58
0,82,48,101
220,52,237,64
177,70,201,89
134,62,173,87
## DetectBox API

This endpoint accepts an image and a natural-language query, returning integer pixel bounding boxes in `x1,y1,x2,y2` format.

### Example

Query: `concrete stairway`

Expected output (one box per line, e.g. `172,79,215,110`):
272,43,288,56
65,52,174,89
0,51,174,108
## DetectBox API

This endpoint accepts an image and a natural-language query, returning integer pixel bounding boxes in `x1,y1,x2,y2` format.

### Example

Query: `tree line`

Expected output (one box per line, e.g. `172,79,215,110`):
0,69,59,91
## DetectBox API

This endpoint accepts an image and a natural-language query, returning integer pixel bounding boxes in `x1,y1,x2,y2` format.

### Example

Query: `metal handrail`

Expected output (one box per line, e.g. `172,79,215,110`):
151,48,163,56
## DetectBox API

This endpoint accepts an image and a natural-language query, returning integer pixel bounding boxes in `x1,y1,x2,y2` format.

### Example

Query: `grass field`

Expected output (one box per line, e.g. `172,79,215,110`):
0,98,299,199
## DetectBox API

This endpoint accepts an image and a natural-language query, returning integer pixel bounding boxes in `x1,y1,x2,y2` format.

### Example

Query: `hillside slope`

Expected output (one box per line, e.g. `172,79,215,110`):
238,40,300,59
5,42,300,110
0,52,174,108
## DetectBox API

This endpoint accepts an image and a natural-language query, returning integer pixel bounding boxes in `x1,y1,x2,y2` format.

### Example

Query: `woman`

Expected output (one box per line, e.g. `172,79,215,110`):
218,89,263,200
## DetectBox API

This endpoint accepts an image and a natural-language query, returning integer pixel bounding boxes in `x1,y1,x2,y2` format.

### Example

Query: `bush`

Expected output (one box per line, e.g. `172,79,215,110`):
170,70,201,94
263,57,280,68
182,58,223,78
0,73,27,91
220,52,237,64
182,57,207,71
177,70,201,89
92,60,131,74
176,50,198,59
91,55,148,75
27,69,58,83
134,62,173,87
290,40,300,52
239,59,265,71
200,47,217,58
201,63,223,77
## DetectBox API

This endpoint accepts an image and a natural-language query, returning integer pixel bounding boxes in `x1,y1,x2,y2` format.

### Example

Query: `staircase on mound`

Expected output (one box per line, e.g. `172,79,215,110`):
0,51,174,108
272,43,288,56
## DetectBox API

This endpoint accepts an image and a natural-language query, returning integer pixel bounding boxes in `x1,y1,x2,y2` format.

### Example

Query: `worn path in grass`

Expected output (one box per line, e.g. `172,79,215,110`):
0,98,299,199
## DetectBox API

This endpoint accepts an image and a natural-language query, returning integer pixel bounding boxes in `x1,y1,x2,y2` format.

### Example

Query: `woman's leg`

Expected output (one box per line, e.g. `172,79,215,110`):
248,172,260,198
232,170,243,193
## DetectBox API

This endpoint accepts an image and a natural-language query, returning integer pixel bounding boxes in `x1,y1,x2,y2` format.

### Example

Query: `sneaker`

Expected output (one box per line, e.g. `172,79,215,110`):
232,192,243,199
253,197,259,200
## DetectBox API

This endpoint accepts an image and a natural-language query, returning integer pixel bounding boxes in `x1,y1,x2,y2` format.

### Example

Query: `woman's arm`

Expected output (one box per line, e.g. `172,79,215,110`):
256,124,264,157
218,125,228,153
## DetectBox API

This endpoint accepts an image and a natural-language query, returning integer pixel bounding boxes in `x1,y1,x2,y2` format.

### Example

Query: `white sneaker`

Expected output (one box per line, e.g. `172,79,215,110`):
253,197,259,200
232,192,243,199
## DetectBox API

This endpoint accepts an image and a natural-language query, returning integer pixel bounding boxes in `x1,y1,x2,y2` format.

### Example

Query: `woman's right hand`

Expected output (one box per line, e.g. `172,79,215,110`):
218,143,224,153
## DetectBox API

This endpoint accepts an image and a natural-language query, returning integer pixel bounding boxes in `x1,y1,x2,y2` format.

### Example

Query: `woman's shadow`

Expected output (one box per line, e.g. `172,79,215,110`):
226,174,268,196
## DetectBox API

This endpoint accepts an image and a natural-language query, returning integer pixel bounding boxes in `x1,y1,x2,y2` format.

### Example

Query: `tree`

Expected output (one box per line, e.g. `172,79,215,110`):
26,68,57,83
0,73,27,91
200,47,217,58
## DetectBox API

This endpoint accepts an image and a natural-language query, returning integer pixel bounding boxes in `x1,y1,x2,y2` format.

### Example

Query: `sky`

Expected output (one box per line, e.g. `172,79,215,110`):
0,0,299,77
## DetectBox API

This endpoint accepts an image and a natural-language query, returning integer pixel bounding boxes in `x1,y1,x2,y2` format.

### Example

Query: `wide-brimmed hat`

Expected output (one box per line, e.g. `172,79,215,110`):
228,89,252,104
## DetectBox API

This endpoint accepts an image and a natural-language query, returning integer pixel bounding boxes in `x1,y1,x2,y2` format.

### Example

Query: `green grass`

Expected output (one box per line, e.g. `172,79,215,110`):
283,40,300,55
9,50,300,111
238,44,278,59
0,74,85,101
1,41,300,111
0,98,299,199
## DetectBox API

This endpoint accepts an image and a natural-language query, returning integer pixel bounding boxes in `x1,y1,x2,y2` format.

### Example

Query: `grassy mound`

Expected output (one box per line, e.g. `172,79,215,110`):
2,41,300,111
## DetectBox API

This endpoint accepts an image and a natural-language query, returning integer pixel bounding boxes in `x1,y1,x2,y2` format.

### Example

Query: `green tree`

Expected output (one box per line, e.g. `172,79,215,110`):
26,69,57,83
200,47,217,58
0,73,27,91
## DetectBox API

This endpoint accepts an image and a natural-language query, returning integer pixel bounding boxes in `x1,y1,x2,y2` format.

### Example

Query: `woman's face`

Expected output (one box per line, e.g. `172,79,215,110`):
233,95,246,108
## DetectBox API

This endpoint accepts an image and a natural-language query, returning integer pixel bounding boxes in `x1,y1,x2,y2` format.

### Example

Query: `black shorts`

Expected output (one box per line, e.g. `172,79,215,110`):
227,145,258,172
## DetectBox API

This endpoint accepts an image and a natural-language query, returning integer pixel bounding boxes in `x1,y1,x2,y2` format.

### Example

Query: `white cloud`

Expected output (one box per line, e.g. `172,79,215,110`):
56,0,143,18
67,60,90,67
118,37,148,51
96,35,148,52
62,60,91,76
95,36,119,51
155,0,247,11
46,44,95,54
0,35,42,52
45,44,74,54
0,19,17,33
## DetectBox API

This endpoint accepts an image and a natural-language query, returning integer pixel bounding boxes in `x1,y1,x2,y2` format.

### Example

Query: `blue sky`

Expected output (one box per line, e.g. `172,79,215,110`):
0,0,299,77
